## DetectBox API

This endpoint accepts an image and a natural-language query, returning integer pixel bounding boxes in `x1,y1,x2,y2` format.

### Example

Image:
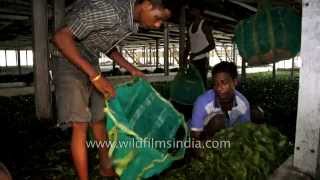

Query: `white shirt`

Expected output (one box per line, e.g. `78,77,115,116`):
188,19,210,60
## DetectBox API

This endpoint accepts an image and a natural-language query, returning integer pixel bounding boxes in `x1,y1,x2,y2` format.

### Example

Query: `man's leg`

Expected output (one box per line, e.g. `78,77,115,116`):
53,64,93,180
191,58,209,88
71,122,89,180
91,120,117,176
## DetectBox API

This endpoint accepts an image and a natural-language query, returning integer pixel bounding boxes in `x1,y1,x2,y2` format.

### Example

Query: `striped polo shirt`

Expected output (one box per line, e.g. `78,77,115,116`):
66,0,138,57
53,0,139,76
189,89,251,132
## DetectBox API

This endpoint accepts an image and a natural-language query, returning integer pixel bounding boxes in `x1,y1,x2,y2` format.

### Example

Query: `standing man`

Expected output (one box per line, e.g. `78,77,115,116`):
52,0,171,179
184,8,215,88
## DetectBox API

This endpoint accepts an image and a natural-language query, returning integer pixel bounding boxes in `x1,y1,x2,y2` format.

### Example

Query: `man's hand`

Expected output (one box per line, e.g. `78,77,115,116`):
202,113,225,139
91,75,116,99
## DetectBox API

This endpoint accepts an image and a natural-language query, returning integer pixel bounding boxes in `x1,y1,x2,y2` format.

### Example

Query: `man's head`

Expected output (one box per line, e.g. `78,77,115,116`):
211,61,238,102
134,0,171,29
189,7,203,21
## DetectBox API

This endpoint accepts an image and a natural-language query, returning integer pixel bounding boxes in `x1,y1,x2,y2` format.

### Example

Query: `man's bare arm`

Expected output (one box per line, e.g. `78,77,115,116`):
108,49,144,77
52,27,99,79
52,27,116,97
183,34,191,61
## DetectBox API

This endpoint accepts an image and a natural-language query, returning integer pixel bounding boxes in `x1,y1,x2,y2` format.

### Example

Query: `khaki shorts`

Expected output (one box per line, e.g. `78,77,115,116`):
54,75,105,128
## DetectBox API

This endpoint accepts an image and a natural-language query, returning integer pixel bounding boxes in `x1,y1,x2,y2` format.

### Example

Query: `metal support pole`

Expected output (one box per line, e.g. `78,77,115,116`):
156,39,159,69
149,43,152,65
241,58,246,83
153,48,156,66
291,57,295,79
172,45,175,66
235,46,238,65
132,49,135,64
17,50,21,75
26,50,28,66
164,23,169,76
32,0,52,119
169,46,172,65
232,42,236,63
179,5,186,69
272,62,276,80
5,50,7,68
225,45,228,61
143,46,146,66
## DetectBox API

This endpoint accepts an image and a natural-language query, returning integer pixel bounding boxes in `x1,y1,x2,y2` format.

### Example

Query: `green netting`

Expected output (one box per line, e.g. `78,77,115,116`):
105,78,188,180
170,64,205,105
235,7,301,66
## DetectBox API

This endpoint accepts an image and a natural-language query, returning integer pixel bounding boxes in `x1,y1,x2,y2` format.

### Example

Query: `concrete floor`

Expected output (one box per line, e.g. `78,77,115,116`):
269,156,313,180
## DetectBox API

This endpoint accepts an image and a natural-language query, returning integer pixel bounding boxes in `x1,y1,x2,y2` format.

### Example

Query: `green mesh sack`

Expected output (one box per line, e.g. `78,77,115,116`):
234,6,301,66
170,64,205,105
105,78,188,180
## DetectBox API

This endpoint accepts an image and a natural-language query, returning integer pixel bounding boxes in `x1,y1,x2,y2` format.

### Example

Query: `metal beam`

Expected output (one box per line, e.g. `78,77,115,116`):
228,0,258,12
135,32,179,39
204,10,238,22
0,74,176,97
2,0,31,6
0,14,29,20
0,8,31,15
0,22,12,31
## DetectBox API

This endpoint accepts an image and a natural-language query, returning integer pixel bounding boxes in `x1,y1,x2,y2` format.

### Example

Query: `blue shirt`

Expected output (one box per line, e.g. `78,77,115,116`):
189,89,251,132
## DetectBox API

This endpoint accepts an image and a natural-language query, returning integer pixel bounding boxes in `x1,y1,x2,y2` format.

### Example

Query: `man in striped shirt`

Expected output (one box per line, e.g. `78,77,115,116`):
52,0,171,179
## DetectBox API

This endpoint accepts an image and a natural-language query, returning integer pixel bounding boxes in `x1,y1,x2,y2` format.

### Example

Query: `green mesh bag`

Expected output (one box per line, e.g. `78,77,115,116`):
234,6,301,66
105,78,188,180
170,64,205,105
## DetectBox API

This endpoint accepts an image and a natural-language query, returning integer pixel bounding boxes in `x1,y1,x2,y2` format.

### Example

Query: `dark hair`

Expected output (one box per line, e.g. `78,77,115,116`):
211,61,238,80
